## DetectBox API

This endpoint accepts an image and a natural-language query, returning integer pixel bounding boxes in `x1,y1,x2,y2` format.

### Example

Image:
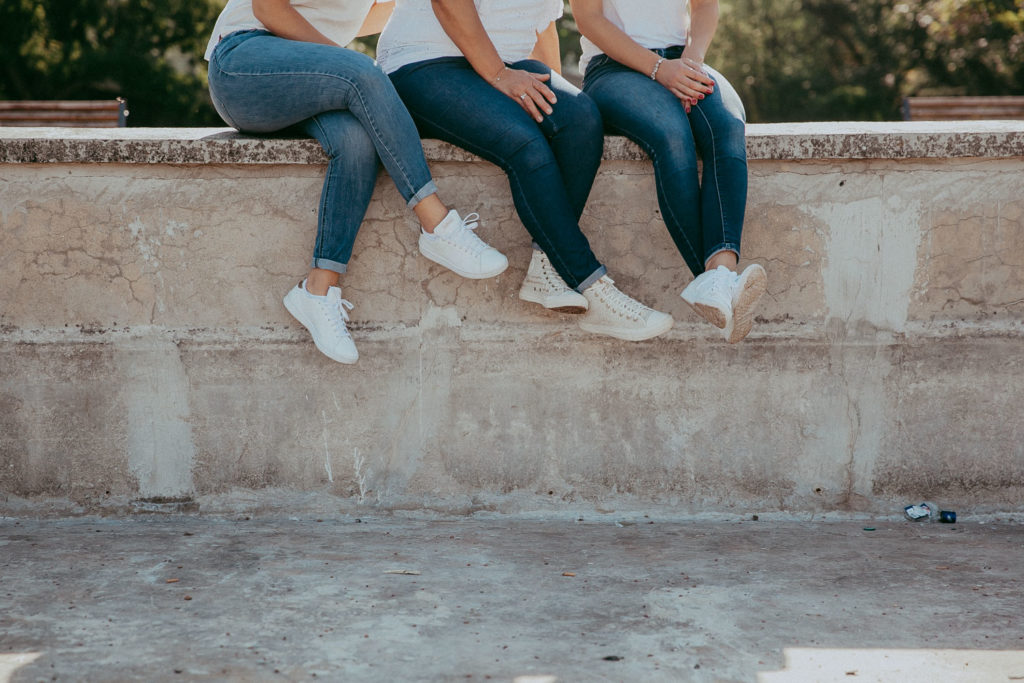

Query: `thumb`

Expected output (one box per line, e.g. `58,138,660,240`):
529,72,552,82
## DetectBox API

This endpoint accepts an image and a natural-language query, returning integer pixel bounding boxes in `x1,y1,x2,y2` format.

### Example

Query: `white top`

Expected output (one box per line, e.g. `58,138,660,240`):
377,0,563,74
578,0,690,73
204,0,376,60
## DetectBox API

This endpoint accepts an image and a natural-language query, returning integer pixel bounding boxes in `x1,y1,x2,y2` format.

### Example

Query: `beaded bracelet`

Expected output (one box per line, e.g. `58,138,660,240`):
650,57,666,81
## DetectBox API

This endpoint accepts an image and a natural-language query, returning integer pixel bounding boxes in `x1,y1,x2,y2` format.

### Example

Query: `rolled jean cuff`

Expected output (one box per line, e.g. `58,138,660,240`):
310,256,348,275
704,244,740,269
574,264,608,293
406,179,438,209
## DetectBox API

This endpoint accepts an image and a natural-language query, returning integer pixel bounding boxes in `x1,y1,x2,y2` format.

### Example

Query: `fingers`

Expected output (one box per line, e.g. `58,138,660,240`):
682,58,715,87
528,72,557,105
494,69,557,122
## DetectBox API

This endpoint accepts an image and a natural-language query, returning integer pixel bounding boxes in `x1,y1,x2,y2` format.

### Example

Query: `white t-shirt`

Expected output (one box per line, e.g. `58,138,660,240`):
204,0,376,60
578,0,690,73
377,0,563,74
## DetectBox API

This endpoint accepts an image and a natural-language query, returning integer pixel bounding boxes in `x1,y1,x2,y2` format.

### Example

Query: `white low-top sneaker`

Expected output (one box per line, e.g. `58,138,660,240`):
283,280,358,364
723,263,767,344
680,265,735,329
419,210,508,279
518,249,588,313
578,276,674,341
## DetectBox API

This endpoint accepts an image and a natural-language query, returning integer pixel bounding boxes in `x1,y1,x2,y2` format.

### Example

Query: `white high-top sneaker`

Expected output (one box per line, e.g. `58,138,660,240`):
578,276,674,341
723,263,767,344
680,265,735,329
518,249,589,313
283,280,359,364
419,210,508,279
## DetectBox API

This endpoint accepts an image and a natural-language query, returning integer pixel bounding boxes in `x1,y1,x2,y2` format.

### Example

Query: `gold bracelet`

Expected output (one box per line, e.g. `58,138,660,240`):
490,65,508,84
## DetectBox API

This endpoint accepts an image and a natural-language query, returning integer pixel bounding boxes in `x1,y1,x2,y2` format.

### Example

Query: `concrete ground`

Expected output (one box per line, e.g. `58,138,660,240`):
2,513,1023,682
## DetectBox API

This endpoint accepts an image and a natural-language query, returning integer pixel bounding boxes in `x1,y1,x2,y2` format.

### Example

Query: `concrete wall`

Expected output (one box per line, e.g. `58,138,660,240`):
2,122,1023,514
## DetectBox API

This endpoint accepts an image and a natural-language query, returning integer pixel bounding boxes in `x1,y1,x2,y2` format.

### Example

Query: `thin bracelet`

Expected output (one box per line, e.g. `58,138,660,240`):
650,57,665,81
490,65,509,84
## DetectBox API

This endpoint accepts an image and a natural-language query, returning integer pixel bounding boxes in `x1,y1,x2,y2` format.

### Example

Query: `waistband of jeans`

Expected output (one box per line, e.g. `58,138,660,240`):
651,45,687,59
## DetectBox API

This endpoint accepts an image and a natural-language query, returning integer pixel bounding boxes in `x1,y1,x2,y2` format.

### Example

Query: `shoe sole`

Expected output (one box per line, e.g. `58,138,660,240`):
419,241,508,279
518,289,588,314
578,314,674,342
727,264,767,344
687,301,728,329
283,291,358,364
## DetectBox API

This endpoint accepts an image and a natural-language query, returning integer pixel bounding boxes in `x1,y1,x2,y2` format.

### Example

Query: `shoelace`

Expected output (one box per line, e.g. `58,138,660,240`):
320,290,354,338
448,212,489,255
597,278,649,319
539,254,571,291
695,270,735,309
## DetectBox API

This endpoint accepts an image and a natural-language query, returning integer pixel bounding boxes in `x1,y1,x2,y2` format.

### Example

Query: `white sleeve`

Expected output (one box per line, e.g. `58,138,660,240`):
539,0,563,32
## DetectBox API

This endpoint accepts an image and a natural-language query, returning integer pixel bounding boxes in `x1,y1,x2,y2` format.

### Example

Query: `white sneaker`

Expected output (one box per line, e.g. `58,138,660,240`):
283,280,358,364
518,249,589,313
680,265,735,330
723,263,767,344
419,210,508,279
578,275,674,341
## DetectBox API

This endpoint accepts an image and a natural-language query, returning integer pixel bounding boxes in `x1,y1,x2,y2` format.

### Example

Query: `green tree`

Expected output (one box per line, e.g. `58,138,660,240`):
559,0,1024,122
0,0,224,126
2,0,1020,126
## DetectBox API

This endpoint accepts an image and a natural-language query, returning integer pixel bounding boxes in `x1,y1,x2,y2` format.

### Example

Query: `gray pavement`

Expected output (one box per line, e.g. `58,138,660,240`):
2,514,1023,682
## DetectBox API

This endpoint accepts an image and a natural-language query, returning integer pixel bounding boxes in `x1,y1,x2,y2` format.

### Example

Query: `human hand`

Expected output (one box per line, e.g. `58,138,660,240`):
655,57,714,113
490,66,557,122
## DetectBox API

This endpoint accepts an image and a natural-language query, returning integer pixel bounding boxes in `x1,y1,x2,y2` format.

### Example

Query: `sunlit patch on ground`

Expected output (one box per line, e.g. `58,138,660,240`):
758,648,1024,682
0,653,42,683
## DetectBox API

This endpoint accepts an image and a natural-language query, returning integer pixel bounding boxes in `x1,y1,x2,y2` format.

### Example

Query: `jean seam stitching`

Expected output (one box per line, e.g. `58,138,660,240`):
311,116,332,261
586,73,704,273
693,102,728,254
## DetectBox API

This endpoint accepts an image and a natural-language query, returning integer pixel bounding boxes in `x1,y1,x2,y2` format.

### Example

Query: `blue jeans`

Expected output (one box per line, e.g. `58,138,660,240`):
584,47,747,277
207,30,438,274
389,57,606,291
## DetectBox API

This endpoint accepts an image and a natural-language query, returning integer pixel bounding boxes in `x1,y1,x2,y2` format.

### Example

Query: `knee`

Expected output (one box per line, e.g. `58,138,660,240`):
311,113,377,163
555,92,603,141
648,124,698,168
336,52,394,98
504,128,558,175
717,115,747,159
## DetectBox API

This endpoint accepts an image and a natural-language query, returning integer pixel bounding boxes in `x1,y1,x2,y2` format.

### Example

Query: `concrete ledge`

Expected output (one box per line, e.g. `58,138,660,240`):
2,123,1023,513
2,121,1024,164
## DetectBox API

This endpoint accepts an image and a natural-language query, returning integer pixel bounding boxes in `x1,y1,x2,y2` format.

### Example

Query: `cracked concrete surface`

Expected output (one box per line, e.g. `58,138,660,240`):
2,126,1024,511
1,515,1023,682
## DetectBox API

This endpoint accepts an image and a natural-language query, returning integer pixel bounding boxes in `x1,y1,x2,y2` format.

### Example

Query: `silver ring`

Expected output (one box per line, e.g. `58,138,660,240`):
519,93,527,101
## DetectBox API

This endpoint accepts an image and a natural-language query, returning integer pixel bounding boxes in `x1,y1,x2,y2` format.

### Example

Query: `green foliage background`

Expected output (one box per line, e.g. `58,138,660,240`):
1,0,1021,125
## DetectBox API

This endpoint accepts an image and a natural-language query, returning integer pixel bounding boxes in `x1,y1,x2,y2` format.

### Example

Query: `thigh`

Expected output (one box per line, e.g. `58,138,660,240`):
701,66,746,124
390,58,552,166
687,66,747,157
209,33,389,132
585,65,696,163
508,59,603,138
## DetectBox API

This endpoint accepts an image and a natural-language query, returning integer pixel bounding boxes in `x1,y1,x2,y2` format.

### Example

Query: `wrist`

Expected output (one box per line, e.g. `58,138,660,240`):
488,63,508,85
683,48,705,64
649,56,665,81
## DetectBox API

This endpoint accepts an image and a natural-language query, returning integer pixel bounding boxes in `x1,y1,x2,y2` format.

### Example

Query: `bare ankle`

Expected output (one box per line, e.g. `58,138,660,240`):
413,194,450,233
306,268,340,296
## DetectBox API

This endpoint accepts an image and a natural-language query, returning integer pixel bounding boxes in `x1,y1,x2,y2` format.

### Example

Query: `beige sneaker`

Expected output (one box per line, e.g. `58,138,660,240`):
578,276,673,341
518,250,589,313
